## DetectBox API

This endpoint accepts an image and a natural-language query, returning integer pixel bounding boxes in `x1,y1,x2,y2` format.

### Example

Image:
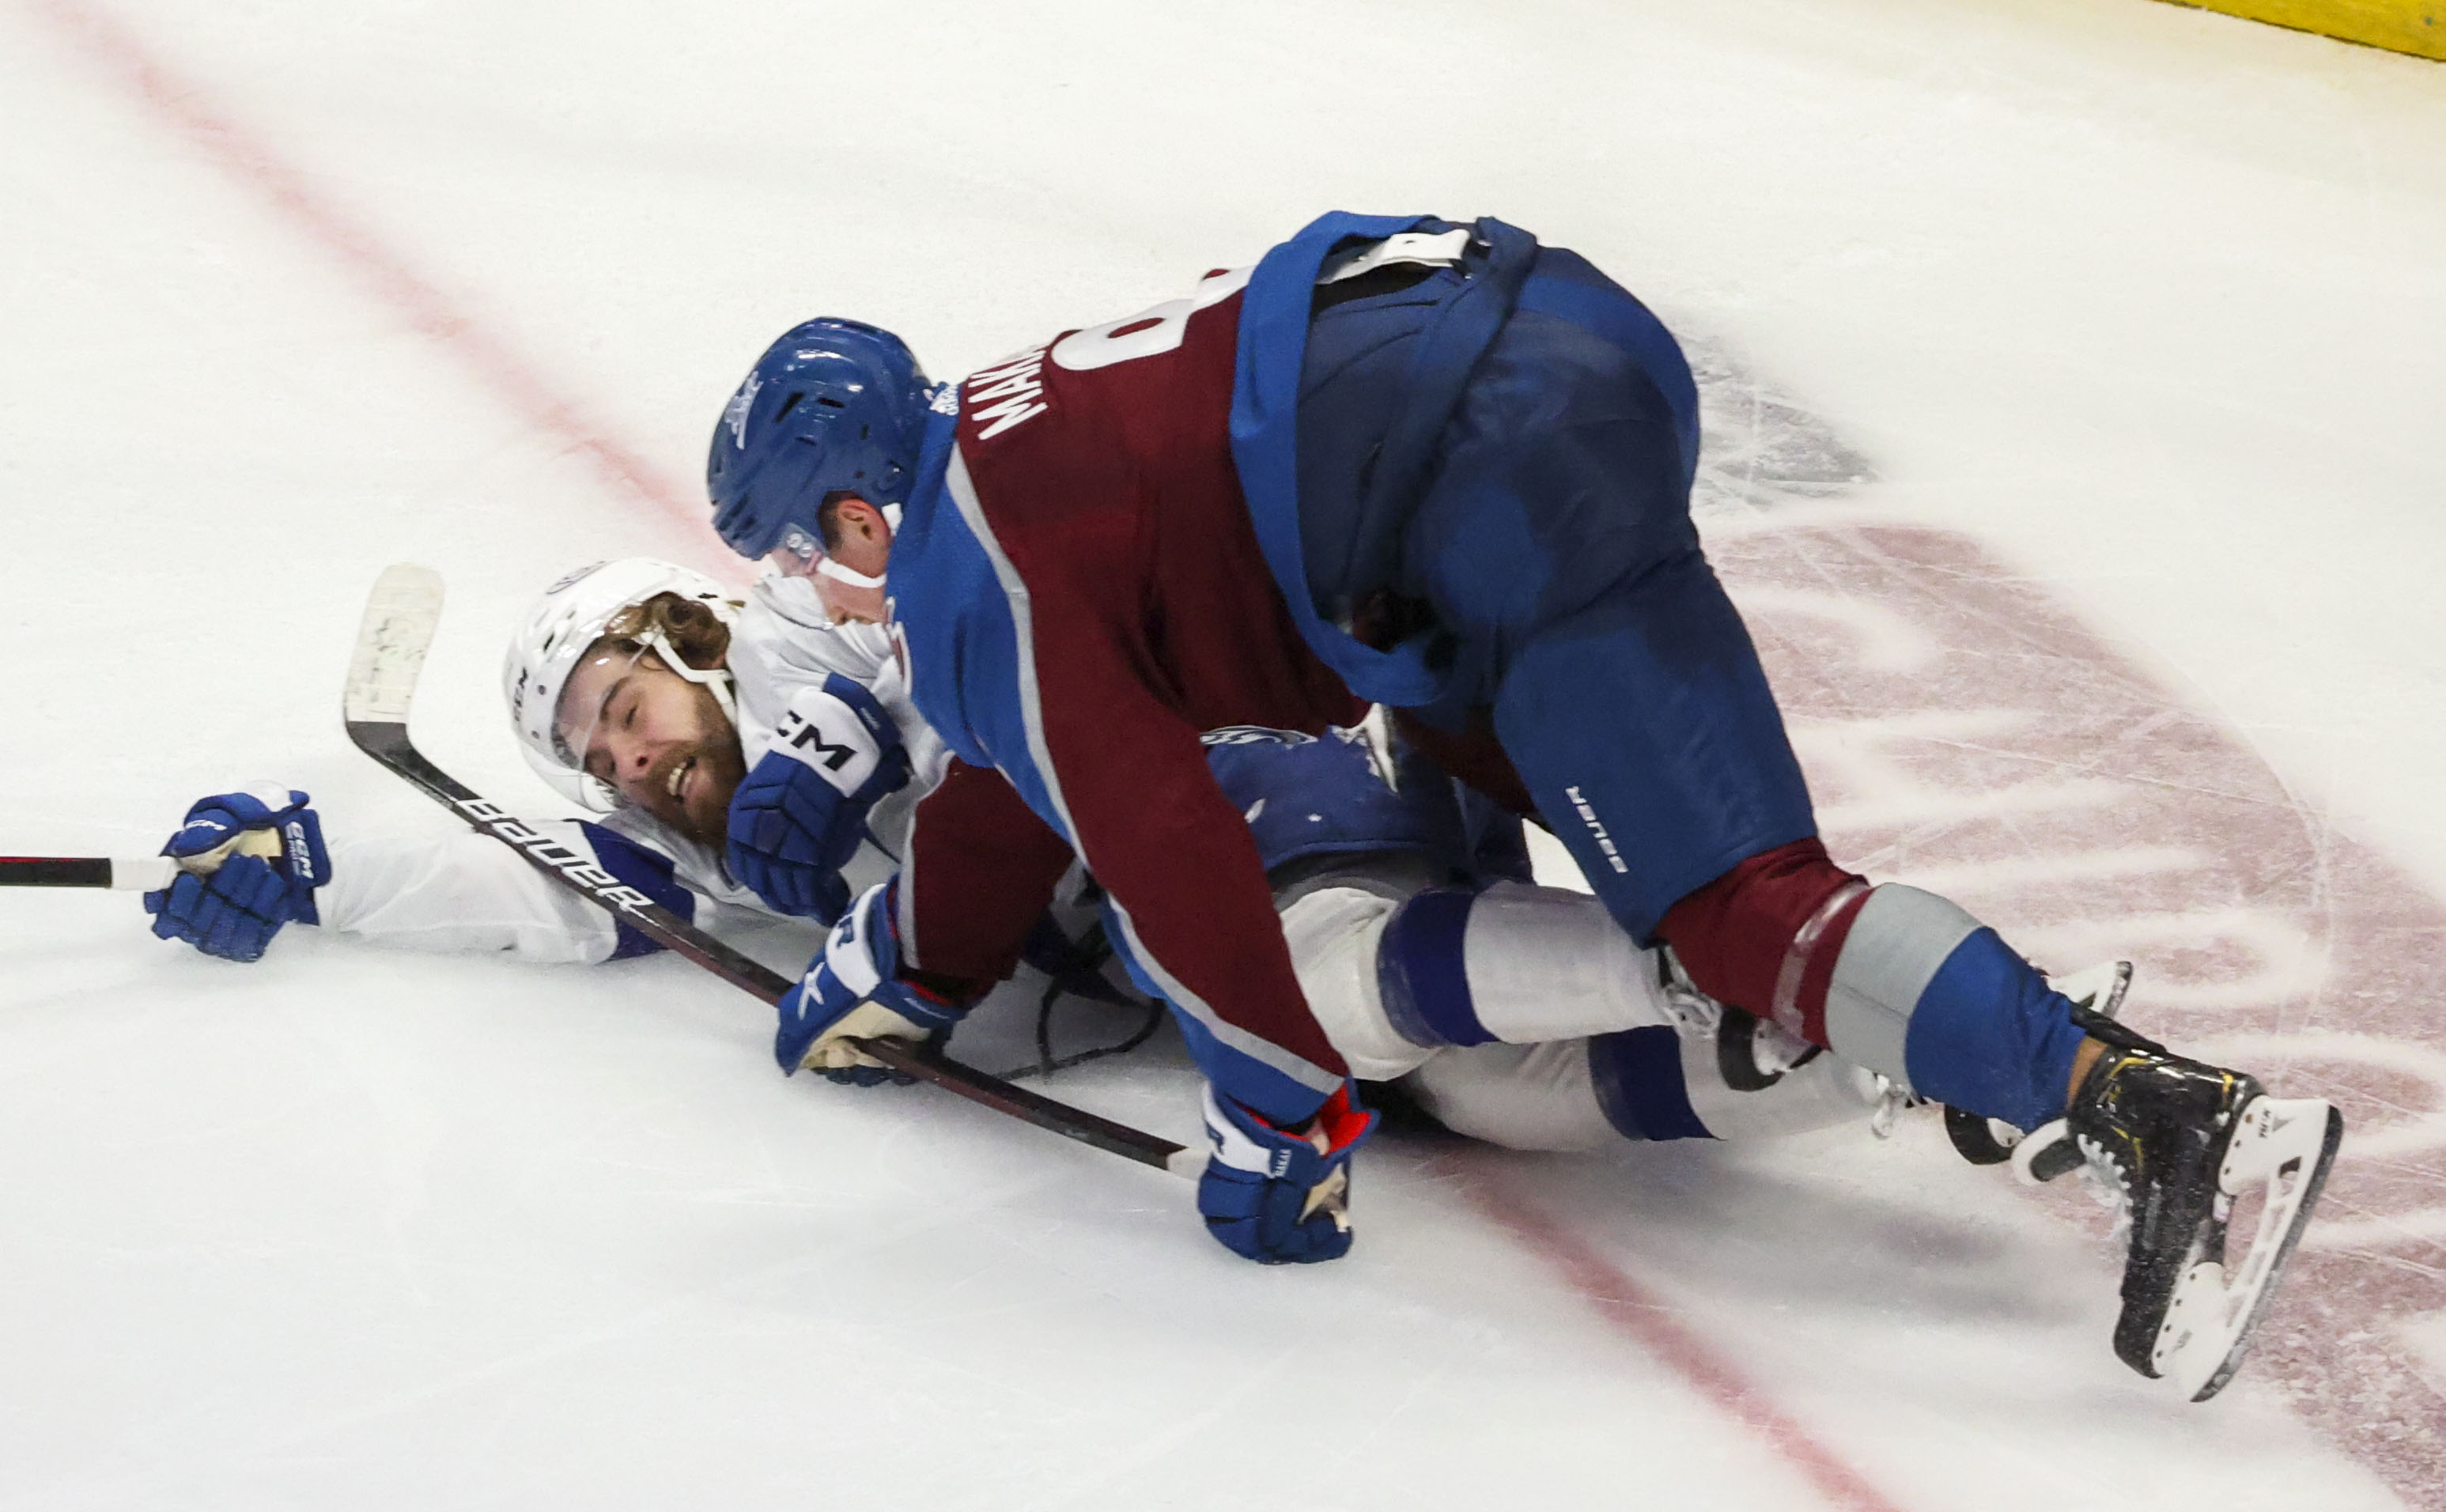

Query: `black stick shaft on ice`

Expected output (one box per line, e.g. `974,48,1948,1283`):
341,564,1194,1178
0,856,170,890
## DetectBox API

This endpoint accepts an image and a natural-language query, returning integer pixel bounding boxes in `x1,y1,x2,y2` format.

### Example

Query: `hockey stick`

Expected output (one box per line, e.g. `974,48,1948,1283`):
5,826,284,890
342,563,1197,1178
1,856,172,889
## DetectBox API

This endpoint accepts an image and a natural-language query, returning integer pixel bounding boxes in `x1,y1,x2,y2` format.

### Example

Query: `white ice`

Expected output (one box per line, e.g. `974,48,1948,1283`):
2,2,2441,1507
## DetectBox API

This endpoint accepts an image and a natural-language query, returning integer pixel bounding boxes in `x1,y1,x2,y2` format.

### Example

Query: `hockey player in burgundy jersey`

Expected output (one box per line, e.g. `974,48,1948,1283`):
707,217,2339,1397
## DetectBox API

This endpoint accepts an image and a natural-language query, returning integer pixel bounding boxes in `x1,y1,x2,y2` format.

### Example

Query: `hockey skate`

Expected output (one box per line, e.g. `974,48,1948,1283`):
2012,1024,2343,1401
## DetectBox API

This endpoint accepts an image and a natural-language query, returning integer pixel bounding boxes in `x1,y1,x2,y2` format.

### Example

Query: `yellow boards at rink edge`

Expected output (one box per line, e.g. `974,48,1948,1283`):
2157,0,2446,62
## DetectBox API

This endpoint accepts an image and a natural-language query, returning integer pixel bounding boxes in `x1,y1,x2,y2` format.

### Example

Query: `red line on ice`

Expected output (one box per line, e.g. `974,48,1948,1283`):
25,0,714,554
1461,1175,1911,1512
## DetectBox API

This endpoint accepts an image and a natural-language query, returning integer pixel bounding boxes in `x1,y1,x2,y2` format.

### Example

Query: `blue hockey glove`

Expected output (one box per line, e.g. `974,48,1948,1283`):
143,788,331,962
727,675,911,921
1197,1081,1378,1264
777,878,971,1085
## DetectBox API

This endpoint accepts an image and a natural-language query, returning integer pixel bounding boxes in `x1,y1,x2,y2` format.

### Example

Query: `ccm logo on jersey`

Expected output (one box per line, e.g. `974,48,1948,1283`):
455,798,658,915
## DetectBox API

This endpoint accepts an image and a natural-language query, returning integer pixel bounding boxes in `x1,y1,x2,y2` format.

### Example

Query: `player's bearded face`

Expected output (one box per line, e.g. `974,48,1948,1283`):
558,648,747,845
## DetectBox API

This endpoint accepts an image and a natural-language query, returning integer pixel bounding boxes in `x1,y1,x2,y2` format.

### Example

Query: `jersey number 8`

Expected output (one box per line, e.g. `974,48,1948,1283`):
1049,265,1253,372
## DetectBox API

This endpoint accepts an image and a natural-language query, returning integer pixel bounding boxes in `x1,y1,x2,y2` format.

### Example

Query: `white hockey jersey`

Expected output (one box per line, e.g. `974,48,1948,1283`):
312,573,945,964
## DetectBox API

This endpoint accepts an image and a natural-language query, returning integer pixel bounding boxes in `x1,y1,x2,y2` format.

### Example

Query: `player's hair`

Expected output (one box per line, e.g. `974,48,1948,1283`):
599,591,735,671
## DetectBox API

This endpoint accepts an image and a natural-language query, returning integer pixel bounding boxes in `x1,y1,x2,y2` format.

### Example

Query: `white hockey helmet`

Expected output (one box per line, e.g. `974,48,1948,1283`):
503,558,742,811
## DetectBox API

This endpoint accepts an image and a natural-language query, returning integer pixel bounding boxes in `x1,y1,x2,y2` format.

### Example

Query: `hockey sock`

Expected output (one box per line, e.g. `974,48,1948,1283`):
1375,880,1667,1048
1587,1027,1713,1141
1891,925,2088,1132
1660,844,2086,1132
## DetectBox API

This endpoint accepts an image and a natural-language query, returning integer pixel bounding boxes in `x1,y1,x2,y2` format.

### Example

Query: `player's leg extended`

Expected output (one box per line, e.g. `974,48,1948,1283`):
1271,864,1664,1083
1489,535,2336,1397
1271,861,1885,1152
1397,1034,1888,1153
1464,473,2092,1135
1381,293,2025,1115
1279,849,1817,1070
1394,258,2333,1393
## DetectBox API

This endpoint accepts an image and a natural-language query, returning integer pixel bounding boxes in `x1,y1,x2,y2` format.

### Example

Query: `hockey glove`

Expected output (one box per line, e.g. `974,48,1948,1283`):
727,675,911,922
143,787,332,962
1197,1081,1378,1264
777,878,970,1085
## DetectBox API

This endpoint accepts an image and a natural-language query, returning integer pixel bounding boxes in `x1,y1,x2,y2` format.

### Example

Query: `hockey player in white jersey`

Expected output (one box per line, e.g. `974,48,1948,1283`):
139,558,1900,1159
145,558,923,967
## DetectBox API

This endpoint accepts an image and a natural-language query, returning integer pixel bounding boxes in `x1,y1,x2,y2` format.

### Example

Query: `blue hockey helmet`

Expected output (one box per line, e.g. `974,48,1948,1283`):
706,318,934,562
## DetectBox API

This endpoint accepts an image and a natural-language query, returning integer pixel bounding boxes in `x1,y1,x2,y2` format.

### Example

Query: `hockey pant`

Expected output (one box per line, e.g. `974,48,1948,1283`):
1276,871,1882,1152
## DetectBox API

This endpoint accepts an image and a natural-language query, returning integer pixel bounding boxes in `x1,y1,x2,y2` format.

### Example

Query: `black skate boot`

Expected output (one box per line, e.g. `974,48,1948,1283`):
2017,1030,2342,1400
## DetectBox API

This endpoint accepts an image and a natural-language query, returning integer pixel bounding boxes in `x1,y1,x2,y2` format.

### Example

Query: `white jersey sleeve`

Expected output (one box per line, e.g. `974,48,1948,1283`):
316,821,633,964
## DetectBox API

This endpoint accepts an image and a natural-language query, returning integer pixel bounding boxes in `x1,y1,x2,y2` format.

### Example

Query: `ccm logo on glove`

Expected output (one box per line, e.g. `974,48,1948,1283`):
773,676,898,792
146,787,332,963
728,677,912,922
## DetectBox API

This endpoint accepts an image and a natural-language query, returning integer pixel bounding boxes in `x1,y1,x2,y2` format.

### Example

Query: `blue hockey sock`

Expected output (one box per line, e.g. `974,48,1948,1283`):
1900,928,2088,1132
1588,1026,1714,1142
1376,886,1496,1047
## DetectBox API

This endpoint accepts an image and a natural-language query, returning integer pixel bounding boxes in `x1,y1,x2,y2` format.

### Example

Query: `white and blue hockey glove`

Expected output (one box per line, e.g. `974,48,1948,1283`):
143,787,331,963
727,675,911,921
777,878,970,1086
1197,1082,1379,1264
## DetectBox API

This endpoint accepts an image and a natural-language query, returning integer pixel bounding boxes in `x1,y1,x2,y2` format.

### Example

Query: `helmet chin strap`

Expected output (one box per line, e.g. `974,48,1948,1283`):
815,558,887,591
638,629,739,728
811,501,901,592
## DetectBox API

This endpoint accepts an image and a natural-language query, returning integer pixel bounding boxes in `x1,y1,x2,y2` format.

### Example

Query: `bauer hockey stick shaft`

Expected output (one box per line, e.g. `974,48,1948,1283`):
342,564,1197,1177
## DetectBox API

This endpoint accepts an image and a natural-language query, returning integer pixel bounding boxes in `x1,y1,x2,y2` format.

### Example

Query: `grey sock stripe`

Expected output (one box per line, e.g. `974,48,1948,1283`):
1771,878,1869,1036
1822,884,1981,1093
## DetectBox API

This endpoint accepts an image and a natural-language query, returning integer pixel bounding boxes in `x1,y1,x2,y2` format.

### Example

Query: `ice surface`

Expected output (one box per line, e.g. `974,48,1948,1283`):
2,1,2441,1506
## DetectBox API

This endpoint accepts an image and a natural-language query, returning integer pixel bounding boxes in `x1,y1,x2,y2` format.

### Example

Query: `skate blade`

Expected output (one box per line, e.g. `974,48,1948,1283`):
2152,1098,2345,1401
